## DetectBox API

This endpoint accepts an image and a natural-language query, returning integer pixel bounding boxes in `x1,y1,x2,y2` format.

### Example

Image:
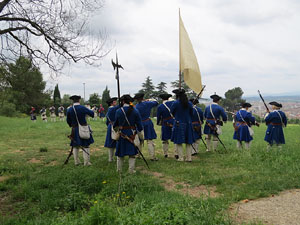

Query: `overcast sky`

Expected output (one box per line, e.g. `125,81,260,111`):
45,0,300,100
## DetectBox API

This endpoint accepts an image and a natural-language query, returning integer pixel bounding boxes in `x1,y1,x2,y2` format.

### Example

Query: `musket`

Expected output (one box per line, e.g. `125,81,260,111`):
63,135,90,165
206,122,227,151
258,90,270,113
192,85,206,105
214,134,227,152
64,146,74,165
112,52,124,106
120,133,150,169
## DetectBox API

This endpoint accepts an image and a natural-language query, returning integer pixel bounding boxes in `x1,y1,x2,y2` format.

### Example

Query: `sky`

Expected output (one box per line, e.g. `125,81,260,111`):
45,0,300,100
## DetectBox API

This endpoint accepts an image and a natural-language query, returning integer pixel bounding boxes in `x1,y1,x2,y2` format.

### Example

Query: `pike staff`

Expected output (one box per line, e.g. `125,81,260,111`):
112,52,124,106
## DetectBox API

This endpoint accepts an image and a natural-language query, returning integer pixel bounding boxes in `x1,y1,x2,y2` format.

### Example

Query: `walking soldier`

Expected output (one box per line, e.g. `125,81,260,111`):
114,94,144,173
157,93,175,158
40,107,47,122
49,106,56,122
134,93,159,161
104,97,118,162
30,106,37,122
190,98,204,155
58,105,65,121
264,101,287,150
67,95,94,166
92,105,98,120
204,94,227,152
99,104,105,121
170,89,195,162
233,103,259,149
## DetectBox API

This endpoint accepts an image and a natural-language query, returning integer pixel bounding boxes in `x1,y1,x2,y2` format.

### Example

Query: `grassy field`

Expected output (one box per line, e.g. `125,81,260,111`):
0,116,300,224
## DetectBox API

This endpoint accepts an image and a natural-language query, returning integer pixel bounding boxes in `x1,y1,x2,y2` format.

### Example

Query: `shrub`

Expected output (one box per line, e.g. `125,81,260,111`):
0,101,18,117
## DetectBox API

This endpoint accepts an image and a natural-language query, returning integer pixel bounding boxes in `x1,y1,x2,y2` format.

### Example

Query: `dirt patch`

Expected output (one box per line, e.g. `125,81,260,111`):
230,189,300,225
0,176,10,182
141,170,219,198
28,158,42,164
46,161,58,166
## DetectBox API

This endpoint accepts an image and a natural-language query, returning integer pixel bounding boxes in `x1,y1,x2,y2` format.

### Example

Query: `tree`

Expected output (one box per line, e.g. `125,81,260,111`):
0,0,108,74
61,94,72,109
0,56,50,113
154,81,168,99
101,86,111,111
89,93,100,106
220,87,246,112
170,73,197,99
53,84,61,108
138,76,155,99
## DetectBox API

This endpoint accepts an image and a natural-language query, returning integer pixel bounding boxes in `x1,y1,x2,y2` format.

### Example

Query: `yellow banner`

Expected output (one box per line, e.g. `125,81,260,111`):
179,12,202,94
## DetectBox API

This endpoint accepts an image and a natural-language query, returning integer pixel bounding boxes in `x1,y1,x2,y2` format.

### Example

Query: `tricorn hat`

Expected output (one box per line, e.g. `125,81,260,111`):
133,93,145,100
269,101,282,108
159,93,172,100
106,97,118,105
120,94,134,102
69,95,81,101
172,89,185,95
189,98,199,104
242,102,252,108
210,94,221,101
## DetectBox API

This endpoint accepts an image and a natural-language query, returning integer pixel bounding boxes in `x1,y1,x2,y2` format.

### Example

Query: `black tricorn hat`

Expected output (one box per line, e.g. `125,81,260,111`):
172,89,185,95
106,97,118,105
269,101,282,108
159,93,172,100
133,93,145,100
69,95,81,101
210,94,221,101
120,94,134,102
189,98,199,104
242,102,252,108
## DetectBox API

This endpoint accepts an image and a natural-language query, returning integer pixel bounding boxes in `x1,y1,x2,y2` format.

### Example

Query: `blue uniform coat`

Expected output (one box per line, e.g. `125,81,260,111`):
204,103,227,135
104,106,119,148
264,110,287,145
233,109,256,142
135,101,158,140
114,106,143,157
156,101,175,141
170,100,195,144
67,104,94,147
191,106,204,140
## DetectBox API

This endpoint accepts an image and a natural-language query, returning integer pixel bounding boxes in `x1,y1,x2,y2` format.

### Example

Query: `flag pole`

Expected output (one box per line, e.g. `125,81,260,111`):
179,8,181,90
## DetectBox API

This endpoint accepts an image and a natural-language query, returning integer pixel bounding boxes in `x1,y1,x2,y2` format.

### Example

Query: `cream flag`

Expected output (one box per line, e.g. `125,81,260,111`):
179,12,202,94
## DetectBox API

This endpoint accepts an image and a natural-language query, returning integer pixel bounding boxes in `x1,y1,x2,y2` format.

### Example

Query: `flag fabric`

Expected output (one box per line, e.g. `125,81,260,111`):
179,12,202,95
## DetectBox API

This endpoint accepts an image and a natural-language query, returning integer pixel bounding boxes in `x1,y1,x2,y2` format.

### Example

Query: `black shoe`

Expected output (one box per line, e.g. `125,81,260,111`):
164,155,168,158
175,155,179,159
192,153,198,156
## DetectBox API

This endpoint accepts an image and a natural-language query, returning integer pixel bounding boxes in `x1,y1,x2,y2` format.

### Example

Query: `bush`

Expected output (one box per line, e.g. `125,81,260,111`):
0,101,18,117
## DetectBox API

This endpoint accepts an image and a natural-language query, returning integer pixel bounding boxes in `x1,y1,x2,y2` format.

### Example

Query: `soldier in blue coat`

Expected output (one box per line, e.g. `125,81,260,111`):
264,101,287,149
114,94,144,173
170,89,195,162
134,93,159,161
190,99,204,155
104,97,118,162
204,94,227,152
67,95,94,166
157,93,175,158
233,103,259,149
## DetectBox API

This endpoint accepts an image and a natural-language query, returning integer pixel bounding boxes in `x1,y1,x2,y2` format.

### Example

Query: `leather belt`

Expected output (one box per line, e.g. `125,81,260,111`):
120,126,136,130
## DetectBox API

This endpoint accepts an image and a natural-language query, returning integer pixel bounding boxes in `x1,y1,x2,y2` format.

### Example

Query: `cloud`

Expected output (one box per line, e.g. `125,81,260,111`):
45,0,300,100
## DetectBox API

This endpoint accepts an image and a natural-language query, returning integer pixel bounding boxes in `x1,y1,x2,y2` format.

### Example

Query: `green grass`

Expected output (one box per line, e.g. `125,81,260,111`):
0,116,300,224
